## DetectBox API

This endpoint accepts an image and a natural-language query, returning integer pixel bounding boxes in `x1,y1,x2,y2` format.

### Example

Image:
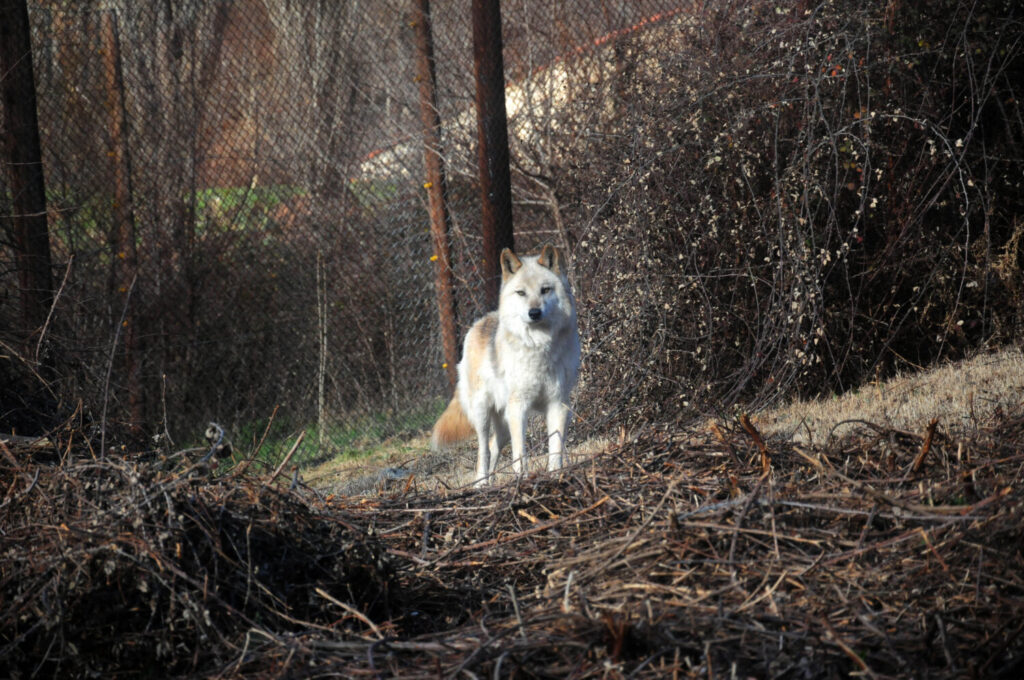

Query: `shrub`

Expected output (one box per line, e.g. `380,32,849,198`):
549,0,1024,428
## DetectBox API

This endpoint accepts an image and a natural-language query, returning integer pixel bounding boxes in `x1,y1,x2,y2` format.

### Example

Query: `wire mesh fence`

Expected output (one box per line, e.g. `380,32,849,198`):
2,0,684,463
5,0,1023,471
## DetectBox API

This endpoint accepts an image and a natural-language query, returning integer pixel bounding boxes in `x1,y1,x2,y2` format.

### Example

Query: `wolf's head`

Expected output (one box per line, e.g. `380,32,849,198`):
498,245,576,335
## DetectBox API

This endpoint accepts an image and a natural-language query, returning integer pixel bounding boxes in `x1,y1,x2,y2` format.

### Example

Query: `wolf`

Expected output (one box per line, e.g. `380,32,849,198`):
431,245,581,486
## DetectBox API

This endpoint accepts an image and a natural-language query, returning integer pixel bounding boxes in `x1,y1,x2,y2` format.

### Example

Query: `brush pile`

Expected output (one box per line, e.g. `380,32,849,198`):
3,408,1024,677
0,445,393,677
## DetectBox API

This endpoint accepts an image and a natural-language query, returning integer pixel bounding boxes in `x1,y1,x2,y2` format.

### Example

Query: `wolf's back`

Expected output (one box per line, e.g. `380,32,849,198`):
430,396,474,450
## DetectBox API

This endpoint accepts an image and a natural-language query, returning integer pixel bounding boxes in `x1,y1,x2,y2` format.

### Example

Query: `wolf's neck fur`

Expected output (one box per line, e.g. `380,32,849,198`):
502,318,575,354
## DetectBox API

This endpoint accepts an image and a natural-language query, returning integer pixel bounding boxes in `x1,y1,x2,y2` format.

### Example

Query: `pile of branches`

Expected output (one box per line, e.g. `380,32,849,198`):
5,407,1024,677
0,445,394,677
301,412,1024,678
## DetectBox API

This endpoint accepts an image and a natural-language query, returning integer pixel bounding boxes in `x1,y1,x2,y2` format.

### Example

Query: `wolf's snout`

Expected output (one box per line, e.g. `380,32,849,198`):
528,308,542,321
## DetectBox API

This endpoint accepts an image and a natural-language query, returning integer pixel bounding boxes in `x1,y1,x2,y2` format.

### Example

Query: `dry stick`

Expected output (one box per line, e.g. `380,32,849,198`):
507,584,528,641
264,431,305,489
316,587,385,640
452,495,610,556
979,617,1024,677
831,469,922,515
740,413,770,474
819,616,875,678
562,570,576,613
819,524,944,568
911,417,940,474
581,483,678,583
233,405,280,478
767,475,780,559
0,439,25,470
934,613,956,671
158,374,174,449
306,637,464,654
420,511,432,558
815,485,1011,571
917,527,951,574
35,254,73,365
99,273,137,457
709,421,742,466
232,629,253,676
0,439,37,493
792,445,828,472
727,473,768,570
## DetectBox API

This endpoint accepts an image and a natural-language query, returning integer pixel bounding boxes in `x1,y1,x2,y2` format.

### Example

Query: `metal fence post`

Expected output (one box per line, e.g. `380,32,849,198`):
471,0,514,308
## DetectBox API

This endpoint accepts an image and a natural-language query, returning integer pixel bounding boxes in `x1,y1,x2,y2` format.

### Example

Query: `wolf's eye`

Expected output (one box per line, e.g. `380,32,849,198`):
515,290,526,296
540,286,552,295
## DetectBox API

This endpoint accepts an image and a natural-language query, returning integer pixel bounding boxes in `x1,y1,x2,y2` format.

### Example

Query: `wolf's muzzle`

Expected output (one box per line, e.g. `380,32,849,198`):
528,308,542,321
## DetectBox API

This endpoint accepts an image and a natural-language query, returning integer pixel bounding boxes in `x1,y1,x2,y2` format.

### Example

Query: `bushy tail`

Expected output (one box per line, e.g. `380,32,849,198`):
431,397,474,451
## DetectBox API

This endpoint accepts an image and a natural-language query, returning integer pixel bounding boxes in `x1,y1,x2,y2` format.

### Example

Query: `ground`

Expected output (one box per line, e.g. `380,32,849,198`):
3,346,1023,677
309,346,1024,494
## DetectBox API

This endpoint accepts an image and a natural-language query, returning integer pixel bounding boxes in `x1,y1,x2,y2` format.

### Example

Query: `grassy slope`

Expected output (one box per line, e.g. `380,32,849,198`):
756,346,1024,445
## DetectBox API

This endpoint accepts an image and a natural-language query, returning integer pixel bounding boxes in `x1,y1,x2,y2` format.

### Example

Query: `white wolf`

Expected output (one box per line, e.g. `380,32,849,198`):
431,245,581,486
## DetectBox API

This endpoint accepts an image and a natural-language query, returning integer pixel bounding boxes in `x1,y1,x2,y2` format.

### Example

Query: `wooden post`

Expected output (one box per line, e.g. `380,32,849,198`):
471,0,514,308
0,0,54,346
413,0,458,389
101,10,144,430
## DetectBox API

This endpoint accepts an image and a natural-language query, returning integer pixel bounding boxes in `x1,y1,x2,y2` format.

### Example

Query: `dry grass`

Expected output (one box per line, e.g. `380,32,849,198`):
306,429,615,495
754,346,1024,445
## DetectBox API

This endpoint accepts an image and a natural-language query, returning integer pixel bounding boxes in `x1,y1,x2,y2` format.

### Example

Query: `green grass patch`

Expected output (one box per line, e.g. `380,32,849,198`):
192,185,304,235
346,176,401,209
230,397,447,472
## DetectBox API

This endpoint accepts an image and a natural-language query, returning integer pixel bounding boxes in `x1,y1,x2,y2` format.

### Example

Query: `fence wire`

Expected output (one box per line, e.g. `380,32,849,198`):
2,0,681,462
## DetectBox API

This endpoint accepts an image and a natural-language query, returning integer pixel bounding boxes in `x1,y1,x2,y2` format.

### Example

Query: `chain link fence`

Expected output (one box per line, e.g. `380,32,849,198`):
3,0,682,462
6,0,1023,469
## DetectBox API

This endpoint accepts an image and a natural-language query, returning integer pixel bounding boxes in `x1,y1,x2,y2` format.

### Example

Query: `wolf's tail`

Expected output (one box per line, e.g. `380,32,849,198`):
431,397,474,451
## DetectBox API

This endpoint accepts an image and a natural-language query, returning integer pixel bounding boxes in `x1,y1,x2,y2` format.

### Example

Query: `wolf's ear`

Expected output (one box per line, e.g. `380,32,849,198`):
538,244,562,275
500,248,522,281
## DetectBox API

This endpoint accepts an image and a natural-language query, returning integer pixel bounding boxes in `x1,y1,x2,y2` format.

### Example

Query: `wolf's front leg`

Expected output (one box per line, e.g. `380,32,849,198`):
488,416,509,476
506,401,528,475
545,400,570,471
474,418,492,486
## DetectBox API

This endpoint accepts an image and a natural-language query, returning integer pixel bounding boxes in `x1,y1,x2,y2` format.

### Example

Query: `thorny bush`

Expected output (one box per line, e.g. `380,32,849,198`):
542,0,1024,429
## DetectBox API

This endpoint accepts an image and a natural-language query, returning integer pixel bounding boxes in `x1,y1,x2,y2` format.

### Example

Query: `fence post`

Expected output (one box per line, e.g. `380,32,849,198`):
471,0,514,308
413,0,459,389
0,0,54,350
100,10,144,430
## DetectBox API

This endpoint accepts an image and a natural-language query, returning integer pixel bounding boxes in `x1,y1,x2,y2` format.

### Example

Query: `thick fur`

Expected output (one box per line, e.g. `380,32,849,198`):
431,245,581,485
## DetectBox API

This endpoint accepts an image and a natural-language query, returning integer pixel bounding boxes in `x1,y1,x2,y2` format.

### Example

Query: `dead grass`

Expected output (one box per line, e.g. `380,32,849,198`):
754,346,1024,445
308,431,616,496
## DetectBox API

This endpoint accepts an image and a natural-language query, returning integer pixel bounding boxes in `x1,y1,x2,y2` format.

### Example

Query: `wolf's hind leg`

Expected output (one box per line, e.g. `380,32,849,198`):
546,400,570,471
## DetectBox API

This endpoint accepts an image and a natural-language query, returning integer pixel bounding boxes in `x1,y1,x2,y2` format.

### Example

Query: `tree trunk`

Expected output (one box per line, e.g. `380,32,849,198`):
413,0,459,389
0,0,54,349
471,0,514,307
